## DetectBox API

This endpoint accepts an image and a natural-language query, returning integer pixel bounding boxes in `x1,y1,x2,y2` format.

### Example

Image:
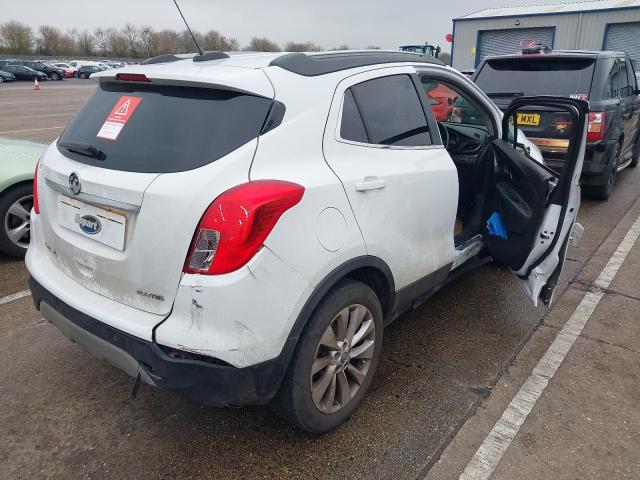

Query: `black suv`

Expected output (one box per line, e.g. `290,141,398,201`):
0,64,48,81
0,60,64,80
474,49,640,199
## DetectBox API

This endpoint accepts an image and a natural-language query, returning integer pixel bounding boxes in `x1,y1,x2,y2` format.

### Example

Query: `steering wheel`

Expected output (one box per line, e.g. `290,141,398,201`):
437,122,450,149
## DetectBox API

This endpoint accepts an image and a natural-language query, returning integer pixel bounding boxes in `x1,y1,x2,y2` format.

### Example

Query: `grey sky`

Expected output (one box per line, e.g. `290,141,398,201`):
3,0,550,50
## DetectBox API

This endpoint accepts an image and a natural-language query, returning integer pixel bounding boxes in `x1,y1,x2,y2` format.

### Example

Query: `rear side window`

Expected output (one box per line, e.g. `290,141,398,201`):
626,59,637,93
58,83,274,173
344,74,431,147
340,89,368,143
602,58,618,99
475,57,596,98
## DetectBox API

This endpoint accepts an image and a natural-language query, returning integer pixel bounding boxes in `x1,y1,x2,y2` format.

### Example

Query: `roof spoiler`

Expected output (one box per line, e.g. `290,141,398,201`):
141,51,230,66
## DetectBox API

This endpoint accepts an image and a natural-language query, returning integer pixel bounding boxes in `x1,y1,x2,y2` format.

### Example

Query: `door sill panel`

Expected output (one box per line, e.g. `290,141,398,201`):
452,234,483,270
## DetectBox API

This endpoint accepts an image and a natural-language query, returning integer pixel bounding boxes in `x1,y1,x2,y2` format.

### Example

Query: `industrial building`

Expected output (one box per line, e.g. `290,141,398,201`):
451,0,640,70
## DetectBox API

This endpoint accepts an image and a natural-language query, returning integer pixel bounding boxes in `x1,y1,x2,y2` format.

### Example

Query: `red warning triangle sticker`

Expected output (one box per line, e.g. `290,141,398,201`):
114,98,131,116
108,96,141,123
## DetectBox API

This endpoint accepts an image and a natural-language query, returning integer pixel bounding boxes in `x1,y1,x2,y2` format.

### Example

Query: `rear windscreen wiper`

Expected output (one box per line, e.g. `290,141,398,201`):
487,92,524,98
58,141,104,160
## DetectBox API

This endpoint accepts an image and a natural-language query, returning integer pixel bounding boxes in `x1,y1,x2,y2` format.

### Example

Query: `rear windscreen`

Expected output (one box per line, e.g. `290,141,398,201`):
58,83,273,173
475,57,596,98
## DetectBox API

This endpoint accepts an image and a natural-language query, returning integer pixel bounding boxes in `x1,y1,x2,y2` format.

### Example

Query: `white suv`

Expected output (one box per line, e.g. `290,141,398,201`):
27,51,588,433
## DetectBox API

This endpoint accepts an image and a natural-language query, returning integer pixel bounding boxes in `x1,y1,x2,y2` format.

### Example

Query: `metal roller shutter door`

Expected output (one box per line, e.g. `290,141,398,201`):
604,22,640,66
477,28,555,66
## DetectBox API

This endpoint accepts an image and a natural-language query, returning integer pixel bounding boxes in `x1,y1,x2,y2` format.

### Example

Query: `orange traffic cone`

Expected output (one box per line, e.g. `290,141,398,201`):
34,78,41,91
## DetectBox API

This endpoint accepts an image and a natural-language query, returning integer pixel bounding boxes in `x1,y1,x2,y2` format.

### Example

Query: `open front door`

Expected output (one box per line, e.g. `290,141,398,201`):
484,97,588,307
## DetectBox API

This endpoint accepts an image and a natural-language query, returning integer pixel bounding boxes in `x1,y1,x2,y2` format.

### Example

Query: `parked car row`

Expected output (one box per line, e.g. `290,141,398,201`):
0,58,127,83
0,59,64,80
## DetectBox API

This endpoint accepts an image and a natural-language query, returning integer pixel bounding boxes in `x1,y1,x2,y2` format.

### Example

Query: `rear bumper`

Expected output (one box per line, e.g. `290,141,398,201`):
543,140,615,186
29,277,284,407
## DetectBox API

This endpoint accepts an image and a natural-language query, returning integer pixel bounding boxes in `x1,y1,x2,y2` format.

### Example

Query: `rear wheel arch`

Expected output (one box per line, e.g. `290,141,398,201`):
292,257,395,340
267,256,395,398
1,179,33,199
344,266,393,319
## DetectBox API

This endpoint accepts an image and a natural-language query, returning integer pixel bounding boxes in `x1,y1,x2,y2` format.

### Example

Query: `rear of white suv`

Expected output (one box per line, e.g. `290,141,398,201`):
29,66,302,386
27,55,376,433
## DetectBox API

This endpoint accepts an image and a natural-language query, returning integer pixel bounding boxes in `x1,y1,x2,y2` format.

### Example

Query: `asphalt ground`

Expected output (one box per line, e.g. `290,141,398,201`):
0,78,94,143
1,79,639,479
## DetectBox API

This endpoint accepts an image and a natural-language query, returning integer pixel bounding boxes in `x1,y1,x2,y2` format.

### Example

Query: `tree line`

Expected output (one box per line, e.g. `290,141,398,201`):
0,21,380,59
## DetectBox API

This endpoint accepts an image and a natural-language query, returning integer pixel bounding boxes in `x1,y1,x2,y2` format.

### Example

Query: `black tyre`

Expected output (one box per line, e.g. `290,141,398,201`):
0,183,33,258
584,144,619,201
79,72,87,79
272,280,383,433
0,77,4,83
51,72,60,80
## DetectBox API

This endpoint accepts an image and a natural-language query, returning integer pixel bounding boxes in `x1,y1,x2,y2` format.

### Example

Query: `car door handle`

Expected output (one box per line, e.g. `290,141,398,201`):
355,178,386,191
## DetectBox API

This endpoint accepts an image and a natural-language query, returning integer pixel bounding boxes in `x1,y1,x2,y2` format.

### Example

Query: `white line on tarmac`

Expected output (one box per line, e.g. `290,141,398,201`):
0,126,65,134
0,290,31,305
458,213,640,480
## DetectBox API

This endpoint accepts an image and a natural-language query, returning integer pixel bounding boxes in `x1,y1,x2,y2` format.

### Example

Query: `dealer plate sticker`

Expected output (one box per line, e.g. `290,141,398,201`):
96,96,142,141
58,195,126,251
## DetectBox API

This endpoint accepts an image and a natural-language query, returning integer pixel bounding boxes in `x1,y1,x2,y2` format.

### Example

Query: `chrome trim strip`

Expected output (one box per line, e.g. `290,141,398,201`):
45,178,141,213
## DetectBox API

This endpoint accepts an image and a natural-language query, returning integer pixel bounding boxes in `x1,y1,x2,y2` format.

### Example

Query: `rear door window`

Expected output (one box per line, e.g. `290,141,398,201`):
57,83,274,173
618,60,632,97
475,57,596,99
349,75,431,147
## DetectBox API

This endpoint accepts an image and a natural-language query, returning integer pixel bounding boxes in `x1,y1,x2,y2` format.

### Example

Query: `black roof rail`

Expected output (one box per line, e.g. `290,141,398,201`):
141,54,184,65
269,51,444,76
193,51,230,62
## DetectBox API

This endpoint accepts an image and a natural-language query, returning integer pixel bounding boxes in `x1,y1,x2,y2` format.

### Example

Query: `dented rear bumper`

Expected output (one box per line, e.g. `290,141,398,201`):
29,277,284,407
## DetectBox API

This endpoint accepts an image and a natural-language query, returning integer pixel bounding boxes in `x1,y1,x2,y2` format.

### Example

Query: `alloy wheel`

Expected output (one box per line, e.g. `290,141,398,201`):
4,194,33,250
310,304,376,414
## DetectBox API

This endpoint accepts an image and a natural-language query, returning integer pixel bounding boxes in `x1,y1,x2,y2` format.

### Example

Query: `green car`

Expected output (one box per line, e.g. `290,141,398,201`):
0,139,46,257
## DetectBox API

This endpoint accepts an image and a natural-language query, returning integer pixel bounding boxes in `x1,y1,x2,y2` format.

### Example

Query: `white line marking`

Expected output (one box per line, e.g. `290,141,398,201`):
0,126,65,134
458,213,640,480
0,290,31,305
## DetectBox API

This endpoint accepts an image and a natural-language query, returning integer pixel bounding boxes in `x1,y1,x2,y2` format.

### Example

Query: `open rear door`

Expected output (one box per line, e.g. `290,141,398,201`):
484,97,588,307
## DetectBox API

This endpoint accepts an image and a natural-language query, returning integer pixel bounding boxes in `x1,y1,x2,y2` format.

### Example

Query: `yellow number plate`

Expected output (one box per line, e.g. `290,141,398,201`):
516,113,541,126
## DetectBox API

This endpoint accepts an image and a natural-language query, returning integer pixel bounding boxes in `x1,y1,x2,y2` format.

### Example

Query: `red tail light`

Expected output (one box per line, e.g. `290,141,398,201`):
115,73,150,82
587,112,605,142
33,160,40,214
184,180,304,275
